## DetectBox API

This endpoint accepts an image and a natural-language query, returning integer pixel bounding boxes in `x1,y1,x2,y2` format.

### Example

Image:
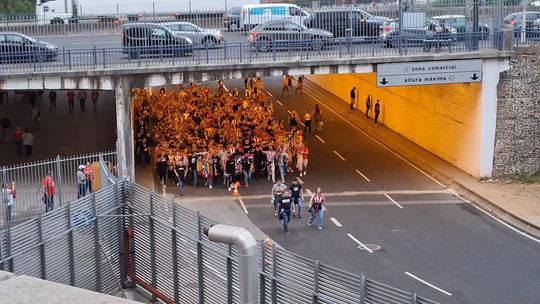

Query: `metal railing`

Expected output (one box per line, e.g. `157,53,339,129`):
0,150,117,228
0,180,440,303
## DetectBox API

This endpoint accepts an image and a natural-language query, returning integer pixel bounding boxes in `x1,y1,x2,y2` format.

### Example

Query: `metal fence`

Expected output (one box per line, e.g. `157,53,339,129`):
0,180,440,303
0,150,117,228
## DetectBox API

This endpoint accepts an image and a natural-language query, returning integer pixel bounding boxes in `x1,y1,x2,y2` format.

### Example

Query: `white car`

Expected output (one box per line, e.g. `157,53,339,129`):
162,22,224,48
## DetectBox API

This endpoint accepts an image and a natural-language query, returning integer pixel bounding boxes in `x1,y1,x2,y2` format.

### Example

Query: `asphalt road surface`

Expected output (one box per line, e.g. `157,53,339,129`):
201,77,540,304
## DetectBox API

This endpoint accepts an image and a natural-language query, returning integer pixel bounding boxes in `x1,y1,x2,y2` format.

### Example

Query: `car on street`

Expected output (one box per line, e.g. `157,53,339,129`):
304,8,389,38
223,7,241,31
504,11,540,37
248,20,333,52
162,21,224,48
379,18,457,48
121,23,194,59
432,15,490,39
0,32,58,63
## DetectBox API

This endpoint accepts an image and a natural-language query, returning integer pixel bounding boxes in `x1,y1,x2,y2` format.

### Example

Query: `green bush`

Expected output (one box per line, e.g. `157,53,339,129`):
0,0,39,13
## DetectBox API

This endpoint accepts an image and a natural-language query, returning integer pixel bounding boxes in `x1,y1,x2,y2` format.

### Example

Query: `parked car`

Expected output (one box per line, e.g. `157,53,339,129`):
380,18,457,48
121,23,193,59
432,15,490,39
162,21,224,48
304,8,388,38
504,11,540,37
0,32,58,63
224,7,241,31
248,20,333,52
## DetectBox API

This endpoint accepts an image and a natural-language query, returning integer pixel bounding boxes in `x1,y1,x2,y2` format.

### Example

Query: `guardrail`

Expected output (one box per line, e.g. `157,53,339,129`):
0,151,117,228
0,33,506,75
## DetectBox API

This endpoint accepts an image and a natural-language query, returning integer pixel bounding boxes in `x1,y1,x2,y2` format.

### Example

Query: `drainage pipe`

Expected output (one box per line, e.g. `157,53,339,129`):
203,224,258,304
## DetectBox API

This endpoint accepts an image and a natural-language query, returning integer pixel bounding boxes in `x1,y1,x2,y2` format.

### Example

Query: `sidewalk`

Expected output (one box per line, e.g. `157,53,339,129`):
305,80,540,238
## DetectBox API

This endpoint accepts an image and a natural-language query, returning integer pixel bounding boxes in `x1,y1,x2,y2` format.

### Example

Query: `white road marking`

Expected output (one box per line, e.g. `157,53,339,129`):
355,170,371,182
303,87,446,189
275,99,283,106
238,199,248,215
404,272,453,296
315,135,326,144
347,233,373,253
333,150,346,161
306,189,313,196
447,189,540,244
330,217,343,227
268,92,273,97
384,193,403,209
296,177,304,184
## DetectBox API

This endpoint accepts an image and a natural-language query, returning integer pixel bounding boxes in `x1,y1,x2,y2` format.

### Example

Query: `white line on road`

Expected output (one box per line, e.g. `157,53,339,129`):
355,170,371,182
238,199,248,214
306,189,313,196
275,99,283,106
330,217,343,227
268,92,273,97
296,177,305,184
447,189,540,244
333,150,346,161
347,233,373,253
303,88,446,189
384,193,403,209
315,135,326,144
404,272,453,296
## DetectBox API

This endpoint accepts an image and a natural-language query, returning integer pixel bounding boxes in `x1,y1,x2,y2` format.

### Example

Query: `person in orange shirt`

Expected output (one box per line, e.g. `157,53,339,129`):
66,90,75,112
84,162,95,193
42,171,56,212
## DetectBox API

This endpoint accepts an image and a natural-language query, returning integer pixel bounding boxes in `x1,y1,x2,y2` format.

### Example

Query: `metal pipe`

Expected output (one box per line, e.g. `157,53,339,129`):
203,224,258,304
123,228,174,304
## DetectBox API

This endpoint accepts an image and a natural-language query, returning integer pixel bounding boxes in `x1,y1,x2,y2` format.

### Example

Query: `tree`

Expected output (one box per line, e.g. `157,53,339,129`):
0,0,34,13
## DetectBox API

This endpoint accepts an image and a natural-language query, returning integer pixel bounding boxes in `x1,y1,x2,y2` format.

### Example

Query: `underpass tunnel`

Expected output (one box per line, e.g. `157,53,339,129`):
306,72,492,178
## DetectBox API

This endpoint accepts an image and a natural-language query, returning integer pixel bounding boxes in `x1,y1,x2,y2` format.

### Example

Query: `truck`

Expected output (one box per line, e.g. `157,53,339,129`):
35,0,260,25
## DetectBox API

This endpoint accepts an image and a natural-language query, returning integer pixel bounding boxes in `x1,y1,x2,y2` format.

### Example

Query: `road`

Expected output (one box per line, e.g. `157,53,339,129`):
202,77,540,304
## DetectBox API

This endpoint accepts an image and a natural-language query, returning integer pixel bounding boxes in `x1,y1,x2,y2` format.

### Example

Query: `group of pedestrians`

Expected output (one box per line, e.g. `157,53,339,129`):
76,162,95,199
350,87,381,125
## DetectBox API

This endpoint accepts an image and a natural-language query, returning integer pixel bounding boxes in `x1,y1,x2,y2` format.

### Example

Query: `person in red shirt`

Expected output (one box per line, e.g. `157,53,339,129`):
12,126,23,157
42,171,56,212
83,162,95,193
299,143,309,176
66,90,75,113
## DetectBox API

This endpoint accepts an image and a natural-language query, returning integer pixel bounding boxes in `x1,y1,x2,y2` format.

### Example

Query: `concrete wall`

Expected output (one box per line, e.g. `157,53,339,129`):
494,47,540,177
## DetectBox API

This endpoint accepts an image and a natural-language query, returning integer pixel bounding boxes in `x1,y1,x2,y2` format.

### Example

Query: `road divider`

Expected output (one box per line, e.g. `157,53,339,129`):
347,233,373,253
404,272,452,296
333,150,346,161
384,193,403,209
355,169,371,182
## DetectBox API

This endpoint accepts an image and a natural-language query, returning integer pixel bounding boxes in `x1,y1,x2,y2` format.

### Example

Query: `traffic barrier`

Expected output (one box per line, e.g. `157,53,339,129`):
232,181,241,196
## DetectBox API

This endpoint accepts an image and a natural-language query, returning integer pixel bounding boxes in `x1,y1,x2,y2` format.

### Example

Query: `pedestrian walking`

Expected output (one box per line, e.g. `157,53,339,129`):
66,90,75,112
281,75,290,96
304,109,312,134
277,147,289,184
83,162,95,193
22,128,33,157
1,116,12,142
42,171,56,212
271,180,287,216
2,183,14,223
374,99,381,125
157,153,169,188
77,165,87,199
91,90,99,112
288,109,300,131
365,94,372,119
349,87,356,110
12,126,23,157
289,178,303,218
276,190,293,234
48,90,57,110
295,75,304,94
241,154,253,187
188,151,199,187
78,90,87,111
308,187,326,230
297,142,309,176
31,105,41,130
174,161,187,196
313,104,323,133
225,152,236,190
265,145,276,183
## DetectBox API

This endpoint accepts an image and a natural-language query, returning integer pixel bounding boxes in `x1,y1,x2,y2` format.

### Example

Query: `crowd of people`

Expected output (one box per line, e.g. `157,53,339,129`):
133,78,320,196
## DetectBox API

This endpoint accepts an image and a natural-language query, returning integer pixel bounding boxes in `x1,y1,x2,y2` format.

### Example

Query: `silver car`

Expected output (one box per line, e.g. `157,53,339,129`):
248,20,334,52
161,21,224,48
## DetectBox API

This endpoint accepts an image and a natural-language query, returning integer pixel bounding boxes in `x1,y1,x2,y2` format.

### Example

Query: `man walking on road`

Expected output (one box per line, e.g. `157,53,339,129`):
42,171,56,212
78,90,87,112
309,187,326,230
12,126,23,157
2,183,14,223
374,99,381,125
66,90,75,113
48,90,57,110
22,128,33,157
290,178,303,218
276,190,293,234
349,87,356,110
91,90,99,112
271,180,287,216
365,94,372,119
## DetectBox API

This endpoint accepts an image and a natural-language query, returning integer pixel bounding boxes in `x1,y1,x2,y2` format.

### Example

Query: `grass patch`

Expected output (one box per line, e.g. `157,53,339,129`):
517,171,540,184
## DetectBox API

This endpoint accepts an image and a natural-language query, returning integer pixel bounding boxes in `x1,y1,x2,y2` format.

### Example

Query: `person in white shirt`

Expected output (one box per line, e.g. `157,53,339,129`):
2,183,14,223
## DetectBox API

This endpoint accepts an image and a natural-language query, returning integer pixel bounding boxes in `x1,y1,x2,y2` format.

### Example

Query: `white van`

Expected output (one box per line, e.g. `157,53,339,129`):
240,3,311,30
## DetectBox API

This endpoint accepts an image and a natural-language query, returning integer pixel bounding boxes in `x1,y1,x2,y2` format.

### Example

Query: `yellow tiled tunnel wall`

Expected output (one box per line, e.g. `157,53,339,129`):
307,73,483,177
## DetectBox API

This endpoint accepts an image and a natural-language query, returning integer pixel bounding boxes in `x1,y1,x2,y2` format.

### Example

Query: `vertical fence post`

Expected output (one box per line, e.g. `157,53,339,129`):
102,49,106,69
117,181,127,287
38,214,47,280
259,239,266,304
196,211,205,303
227,244,233,304
66,202,76,286
411,291,417,304
313,260,319,304
2,166,7,225
5,225,13,272
55,155,63,206
271,244,277,304
171,200,180,303
92,192,103,292
149,192,157,302
359,273,366,304
68,50,72,70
